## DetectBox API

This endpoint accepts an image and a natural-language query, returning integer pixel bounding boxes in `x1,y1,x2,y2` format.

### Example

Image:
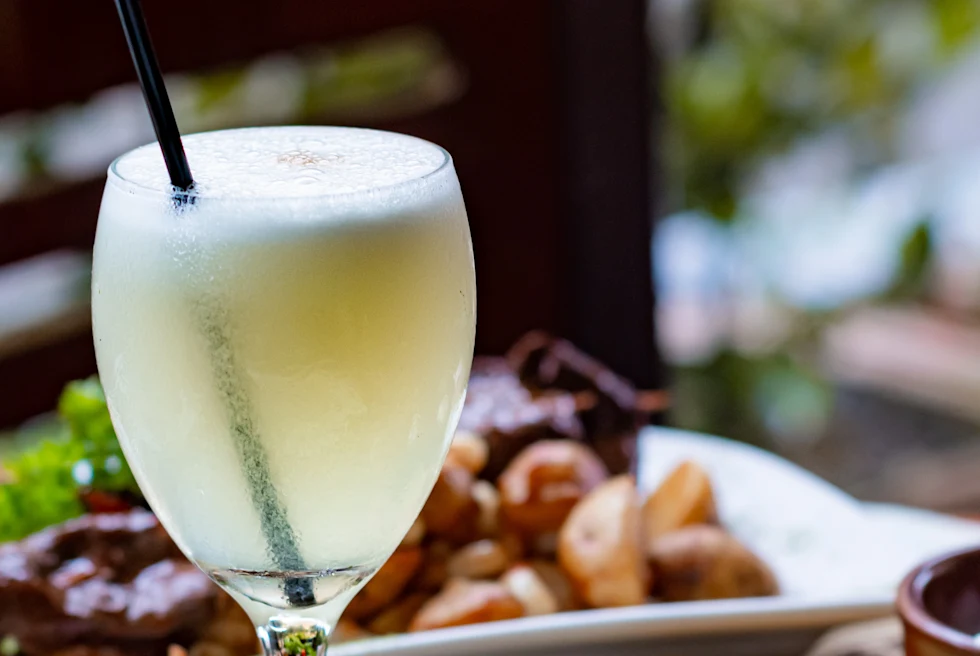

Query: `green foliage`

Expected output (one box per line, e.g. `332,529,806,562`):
664,0,979,218
663,1,977,444
0,435,83,543
57,378,137,493
282,634,307,656
934,0,980,55
194,69,248,114
302,29,447,118
281,630,326,656
0,636,19,656
20,131,50,181
671,349,832,448
0,378,140,543
882,220,933,301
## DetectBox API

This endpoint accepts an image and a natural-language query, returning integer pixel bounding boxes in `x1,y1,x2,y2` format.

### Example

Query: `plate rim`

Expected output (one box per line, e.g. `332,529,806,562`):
331,594,894,655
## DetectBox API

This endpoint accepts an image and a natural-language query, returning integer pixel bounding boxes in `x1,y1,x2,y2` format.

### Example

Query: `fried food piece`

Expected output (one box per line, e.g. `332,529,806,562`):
446,540,512,580
421,464,479,543
200,603,257,653
641,461,718,545
409,579,524,632
458,359,586,480
421,477,475,543
471,480,501,537
401,517,427,549
367,593,431,635
648,525,778,601
527,560,579,611
498,441,608,536
413,541,453,593
446,431,490,475
53,649,130,656
499,531,526,559
332,618,373,644
346,547,424,620
506,331,668,474
500,564,559,616
189,643,233,656
528,532,559,558
557,475,649,608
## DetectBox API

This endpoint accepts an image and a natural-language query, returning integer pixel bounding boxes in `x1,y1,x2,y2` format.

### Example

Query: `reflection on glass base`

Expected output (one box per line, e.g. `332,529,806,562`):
207,565,373,610
258,615,330,656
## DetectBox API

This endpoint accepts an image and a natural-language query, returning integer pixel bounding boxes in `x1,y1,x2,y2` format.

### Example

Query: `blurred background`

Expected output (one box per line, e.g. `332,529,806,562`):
2,0,980,516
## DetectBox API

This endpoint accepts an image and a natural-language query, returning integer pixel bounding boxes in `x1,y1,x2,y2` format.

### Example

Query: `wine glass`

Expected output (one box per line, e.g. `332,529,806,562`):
92,126,476,655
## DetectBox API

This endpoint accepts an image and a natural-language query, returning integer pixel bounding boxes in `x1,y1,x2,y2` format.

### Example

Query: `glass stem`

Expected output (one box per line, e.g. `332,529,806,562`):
257,616,329,656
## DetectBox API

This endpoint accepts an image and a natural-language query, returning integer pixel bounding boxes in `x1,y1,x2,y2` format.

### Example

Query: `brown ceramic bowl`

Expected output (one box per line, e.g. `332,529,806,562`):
898,546,980,655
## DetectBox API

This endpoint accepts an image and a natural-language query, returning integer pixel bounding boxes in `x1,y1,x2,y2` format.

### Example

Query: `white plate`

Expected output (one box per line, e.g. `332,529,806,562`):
332,427,980,656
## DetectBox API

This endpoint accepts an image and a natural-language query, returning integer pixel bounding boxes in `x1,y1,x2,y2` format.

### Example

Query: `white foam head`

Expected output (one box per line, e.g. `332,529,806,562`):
112,126,448,198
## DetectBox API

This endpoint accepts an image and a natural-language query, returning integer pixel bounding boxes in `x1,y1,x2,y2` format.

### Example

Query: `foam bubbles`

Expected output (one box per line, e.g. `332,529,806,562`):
113,127,447,198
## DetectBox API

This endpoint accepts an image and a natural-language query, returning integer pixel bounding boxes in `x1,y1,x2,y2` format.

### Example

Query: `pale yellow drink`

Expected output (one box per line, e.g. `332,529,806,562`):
92,127,475,626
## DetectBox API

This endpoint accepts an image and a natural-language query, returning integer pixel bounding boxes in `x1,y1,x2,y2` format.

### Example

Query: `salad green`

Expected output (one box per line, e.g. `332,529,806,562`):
0,378,141,542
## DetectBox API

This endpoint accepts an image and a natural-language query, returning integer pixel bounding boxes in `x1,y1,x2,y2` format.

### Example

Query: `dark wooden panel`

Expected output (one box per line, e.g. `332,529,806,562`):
0,329,97,428
381,2,562,355
0,183,103,265
553,0,661,388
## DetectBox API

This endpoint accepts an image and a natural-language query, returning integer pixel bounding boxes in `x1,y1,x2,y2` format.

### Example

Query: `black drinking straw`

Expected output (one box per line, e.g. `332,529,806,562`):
112,0,315,607
114,0,193,192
